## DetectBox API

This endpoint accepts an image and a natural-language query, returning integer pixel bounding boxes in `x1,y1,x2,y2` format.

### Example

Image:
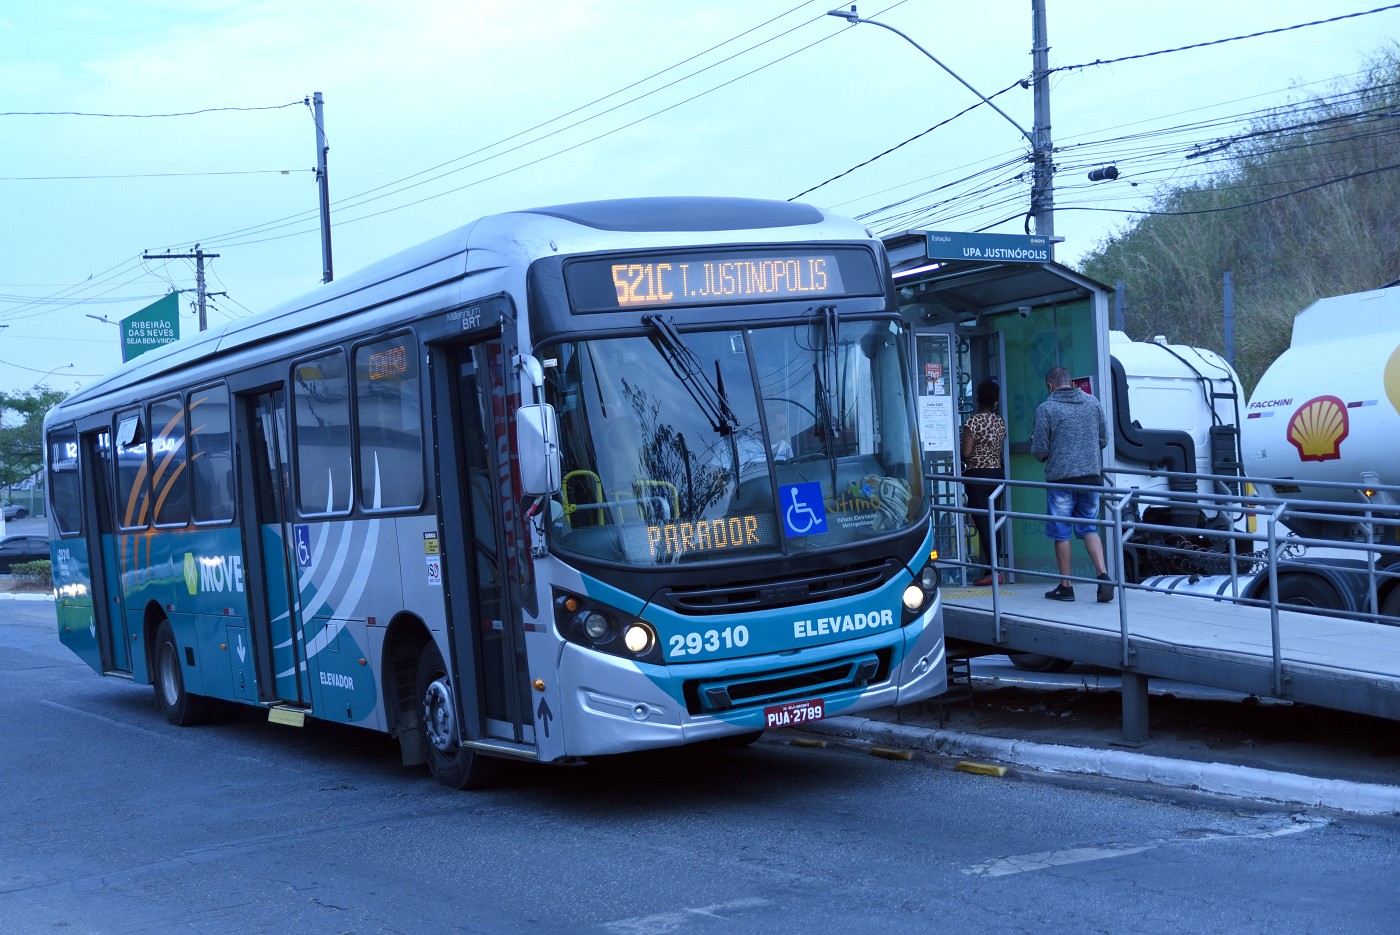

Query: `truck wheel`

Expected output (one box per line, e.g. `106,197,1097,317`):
415,641,501,790
154,620,211,726
1274,575,1339,611
1381,588,1400,623
1008,653,1074,673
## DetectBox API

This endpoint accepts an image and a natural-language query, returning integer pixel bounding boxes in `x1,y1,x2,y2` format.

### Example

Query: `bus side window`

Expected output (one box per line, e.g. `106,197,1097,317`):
354,334,424,510
47,425,82,536
150,396,189,527
293,352,352,515
189,385,234,523
114,407,149,529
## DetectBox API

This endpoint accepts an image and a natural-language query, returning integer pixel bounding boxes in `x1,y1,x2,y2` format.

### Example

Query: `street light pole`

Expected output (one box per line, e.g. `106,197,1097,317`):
827,4,1055,240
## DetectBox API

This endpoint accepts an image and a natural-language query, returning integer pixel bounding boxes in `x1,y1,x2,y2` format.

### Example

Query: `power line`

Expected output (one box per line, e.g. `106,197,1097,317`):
1,100,307,118
1047,4,1400,76
790,82,1022,201
1,168,311,181
1056,161,1400,217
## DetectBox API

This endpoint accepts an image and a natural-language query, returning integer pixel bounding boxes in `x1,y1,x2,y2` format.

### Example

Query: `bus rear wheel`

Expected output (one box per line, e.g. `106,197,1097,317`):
415,642,501,790
154,620,210,726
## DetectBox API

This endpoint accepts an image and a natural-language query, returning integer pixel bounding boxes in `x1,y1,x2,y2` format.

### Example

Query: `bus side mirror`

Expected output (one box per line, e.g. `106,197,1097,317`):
517,403,561,495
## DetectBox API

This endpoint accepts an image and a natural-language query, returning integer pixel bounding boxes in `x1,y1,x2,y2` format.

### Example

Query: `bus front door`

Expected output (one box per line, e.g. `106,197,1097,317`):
241,389,311,707
433,338,532,748
81,428,130,674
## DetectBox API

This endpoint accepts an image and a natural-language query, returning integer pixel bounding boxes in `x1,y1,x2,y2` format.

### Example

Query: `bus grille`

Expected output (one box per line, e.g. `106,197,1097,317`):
656,558,900,616
684,649,890,715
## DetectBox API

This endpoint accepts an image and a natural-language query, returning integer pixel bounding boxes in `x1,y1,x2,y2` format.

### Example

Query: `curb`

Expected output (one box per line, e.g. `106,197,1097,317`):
0,592,51,602
807,715,1400,817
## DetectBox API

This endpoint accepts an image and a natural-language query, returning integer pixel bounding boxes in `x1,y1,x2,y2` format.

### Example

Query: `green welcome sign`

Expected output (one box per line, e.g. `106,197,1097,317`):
121,293,181,362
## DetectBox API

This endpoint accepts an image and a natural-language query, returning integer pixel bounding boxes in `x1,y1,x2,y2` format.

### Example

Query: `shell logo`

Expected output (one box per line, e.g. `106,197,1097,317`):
1285,395,1349,462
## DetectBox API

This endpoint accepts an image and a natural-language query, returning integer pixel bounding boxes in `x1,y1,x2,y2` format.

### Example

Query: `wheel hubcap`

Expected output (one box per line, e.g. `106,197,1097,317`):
422,677,457,753
159,644,180,706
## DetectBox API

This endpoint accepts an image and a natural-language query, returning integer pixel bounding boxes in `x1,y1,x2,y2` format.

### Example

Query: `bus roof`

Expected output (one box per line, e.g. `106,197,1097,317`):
54,196,868,415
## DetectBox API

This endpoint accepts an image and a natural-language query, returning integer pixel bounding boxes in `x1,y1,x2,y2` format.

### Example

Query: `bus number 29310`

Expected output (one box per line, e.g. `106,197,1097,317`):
668,625,750,658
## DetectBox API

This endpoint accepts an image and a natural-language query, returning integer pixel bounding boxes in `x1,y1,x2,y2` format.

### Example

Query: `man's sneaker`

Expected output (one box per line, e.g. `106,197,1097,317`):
1096,573,1114,603
1044,584,1075,601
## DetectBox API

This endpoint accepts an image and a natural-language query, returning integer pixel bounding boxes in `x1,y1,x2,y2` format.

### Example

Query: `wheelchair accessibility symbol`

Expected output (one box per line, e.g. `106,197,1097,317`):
780,482,828,538
294,524,313,568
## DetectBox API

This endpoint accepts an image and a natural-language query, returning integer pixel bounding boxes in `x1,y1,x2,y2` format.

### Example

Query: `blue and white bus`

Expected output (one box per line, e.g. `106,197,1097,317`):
45,196,945,787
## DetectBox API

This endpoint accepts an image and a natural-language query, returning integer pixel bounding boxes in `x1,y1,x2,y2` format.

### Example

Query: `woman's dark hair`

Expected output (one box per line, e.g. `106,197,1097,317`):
976,379,1000,410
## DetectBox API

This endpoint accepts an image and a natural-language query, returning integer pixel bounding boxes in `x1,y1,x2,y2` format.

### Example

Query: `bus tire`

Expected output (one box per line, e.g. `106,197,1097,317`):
155,620,210,726
1008,653,1074,673
1275,574,1339,611
415,641,501,790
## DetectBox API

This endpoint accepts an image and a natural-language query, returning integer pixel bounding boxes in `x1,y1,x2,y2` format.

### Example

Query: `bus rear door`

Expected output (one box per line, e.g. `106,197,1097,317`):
239,388,312,707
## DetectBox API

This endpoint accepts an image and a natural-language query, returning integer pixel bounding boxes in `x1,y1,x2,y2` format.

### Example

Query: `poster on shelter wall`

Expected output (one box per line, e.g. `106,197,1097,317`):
916,333,955,452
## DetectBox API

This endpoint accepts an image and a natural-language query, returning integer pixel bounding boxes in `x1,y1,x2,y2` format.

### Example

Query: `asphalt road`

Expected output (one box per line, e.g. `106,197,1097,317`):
4,598,1400,933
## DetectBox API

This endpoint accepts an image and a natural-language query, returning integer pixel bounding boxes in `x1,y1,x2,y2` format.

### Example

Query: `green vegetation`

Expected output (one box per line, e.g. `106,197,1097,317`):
1,386,68,492
1078,49,1400,392
9,560,51,591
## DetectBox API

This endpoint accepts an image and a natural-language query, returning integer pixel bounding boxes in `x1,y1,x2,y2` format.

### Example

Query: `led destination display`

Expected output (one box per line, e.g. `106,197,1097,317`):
565,246,883,312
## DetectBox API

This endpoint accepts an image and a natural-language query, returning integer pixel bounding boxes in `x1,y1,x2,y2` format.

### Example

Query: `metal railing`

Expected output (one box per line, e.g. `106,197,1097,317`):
935,467,1400,687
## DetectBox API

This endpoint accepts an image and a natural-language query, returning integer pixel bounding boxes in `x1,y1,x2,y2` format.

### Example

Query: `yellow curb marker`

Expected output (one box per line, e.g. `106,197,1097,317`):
869,747,914,761
790,738,828,748
955,761,1008,776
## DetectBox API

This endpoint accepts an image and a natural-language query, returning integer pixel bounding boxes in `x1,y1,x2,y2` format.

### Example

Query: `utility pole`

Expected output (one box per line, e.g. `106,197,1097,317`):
142,245,220,332
314,91,333,283
1029,0,1054,240
827,4,1057,251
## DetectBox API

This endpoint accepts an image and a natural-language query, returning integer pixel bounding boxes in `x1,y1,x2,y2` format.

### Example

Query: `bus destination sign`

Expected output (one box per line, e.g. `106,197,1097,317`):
610,255,842,307
564,246,881,312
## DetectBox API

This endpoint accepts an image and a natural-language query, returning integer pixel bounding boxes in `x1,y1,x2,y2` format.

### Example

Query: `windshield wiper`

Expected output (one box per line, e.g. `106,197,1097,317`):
812,305,840,486
643,314,739,435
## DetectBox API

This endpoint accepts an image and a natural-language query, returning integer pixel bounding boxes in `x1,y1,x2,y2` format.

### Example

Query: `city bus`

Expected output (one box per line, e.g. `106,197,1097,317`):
44,196,945,788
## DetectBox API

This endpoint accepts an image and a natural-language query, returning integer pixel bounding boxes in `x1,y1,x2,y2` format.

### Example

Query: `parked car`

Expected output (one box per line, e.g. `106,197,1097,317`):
2,500,27,521
0,535,49,573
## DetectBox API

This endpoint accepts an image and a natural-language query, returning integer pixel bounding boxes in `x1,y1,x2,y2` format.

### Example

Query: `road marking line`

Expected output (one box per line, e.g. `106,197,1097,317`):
601,897,770,934
963,815,1330,877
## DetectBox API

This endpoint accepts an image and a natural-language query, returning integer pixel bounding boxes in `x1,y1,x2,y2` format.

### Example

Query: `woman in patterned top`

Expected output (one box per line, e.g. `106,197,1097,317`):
961,379,1007,586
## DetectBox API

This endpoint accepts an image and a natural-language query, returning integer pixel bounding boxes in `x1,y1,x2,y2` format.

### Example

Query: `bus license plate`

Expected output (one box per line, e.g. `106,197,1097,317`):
764,698,825,729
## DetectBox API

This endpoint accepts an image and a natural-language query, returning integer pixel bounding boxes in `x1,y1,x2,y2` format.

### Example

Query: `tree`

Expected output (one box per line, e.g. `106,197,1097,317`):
1077,49,1400,392
0,386,68,491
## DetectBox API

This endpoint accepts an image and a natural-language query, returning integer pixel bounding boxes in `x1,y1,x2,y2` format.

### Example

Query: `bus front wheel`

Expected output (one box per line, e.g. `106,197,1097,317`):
154,620,210,726
415,642,500,790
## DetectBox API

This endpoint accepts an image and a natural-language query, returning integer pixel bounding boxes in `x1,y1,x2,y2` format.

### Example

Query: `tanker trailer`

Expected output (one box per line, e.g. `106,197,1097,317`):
1238,283,1400,619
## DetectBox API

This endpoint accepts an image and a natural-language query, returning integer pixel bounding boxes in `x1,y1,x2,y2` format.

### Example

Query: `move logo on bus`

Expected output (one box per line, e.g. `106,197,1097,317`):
183,552,246,595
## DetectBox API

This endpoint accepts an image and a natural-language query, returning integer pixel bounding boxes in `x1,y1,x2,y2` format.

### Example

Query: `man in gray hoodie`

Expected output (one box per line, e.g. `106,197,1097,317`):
1030,366,1112,602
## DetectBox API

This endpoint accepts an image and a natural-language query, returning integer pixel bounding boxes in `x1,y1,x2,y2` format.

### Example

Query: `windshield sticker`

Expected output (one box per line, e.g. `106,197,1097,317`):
781,482,828,537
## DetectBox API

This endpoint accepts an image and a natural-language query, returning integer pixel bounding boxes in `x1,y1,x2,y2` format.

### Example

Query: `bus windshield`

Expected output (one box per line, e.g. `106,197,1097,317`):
545,318,923,565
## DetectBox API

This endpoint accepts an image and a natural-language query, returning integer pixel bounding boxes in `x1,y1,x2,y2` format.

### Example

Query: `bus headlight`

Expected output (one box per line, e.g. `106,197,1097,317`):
902,563,941,618
553,589,664,664
580,611,611,641
623,623,654,655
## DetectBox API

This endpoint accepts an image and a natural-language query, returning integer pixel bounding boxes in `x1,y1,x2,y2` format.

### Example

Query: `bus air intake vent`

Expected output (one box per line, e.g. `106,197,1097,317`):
656,558,899,616
685,650,890,715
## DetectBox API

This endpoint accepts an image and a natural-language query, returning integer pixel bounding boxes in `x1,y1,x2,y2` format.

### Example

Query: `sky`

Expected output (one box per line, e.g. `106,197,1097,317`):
2,0,1396,398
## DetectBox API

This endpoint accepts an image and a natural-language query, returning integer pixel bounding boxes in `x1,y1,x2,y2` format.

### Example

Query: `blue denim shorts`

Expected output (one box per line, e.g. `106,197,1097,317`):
1046,485,1101,541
